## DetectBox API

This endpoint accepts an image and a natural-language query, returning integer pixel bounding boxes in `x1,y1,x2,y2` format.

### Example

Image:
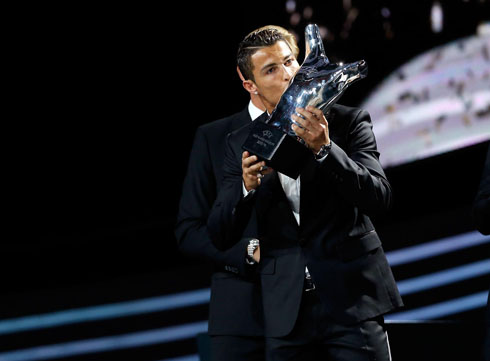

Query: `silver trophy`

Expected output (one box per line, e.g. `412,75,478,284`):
243,23,368,178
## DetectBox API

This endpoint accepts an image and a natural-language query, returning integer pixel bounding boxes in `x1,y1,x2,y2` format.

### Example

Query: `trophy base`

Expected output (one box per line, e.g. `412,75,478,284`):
242,121,311,179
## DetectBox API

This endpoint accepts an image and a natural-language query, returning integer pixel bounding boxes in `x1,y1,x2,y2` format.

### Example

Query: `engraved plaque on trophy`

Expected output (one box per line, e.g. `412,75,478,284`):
242,23,368,179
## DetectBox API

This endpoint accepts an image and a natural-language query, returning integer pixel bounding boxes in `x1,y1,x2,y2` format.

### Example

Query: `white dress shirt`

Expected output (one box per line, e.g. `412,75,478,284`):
243,100,328,226
277,173,301,225
248,100,264,121
242,101,327,279
244,101,301,223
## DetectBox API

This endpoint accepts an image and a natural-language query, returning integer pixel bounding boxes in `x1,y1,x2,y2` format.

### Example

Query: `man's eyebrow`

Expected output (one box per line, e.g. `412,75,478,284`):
261,54,293,72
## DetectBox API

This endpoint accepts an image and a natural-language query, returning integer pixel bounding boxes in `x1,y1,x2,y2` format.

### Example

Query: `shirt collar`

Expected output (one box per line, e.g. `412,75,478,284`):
248,100,266,121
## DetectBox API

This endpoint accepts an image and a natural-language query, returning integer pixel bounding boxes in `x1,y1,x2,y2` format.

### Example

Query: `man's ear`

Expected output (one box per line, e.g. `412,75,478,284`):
242,79,258,95
236,66,245,82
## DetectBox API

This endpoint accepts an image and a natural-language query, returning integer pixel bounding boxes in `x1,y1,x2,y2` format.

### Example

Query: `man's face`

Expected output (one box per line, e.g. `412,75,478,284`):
249,40,300,112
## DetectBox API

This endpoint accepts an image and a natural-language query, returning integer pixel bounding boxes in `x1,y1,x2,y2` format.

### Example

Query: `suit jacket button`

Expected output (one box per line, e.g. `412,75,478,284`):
299,238,307,246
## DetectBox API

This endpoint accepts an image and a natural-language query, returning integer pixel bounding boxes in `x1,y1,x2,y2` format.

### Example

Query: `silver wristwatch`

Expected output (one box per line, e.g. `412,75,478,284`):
246,238,260,264
315,142,332,160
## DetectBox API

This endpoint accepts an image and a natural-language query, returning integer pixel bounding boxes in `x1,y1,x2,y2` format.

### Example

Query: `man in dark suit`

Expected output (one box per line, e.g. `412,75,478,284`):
208,27,403,360
175,26,299,361
472,144,490,236
471,143,490,361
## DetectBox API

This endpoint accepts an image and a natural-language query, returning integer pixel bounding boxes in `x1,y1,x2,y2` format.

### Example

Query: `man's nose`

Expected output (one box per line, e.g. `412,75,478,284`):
282,65,294,81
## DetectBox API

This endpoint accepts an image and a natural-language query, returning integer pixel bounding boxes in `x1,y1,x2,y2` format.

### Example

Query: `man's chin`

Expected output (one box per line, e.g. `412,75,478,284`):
270,97,283,110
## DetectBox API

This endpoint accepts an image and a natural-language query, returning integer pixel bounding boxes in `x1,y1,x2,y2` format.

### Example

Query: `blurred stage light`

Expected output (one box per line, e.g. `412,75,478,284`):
285,0,296,14
343,0,351,12
361,33,490,168
319,25,329,40
386,291,488,320
290,12,301,26
303,6,313,20
431,1,444,33
381,7,391,18
478,21,490,36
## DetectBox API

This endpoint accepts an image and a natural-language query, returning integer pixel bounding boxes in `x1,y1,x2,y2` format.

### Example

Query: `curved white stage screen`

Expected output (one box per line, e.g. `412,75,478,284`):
361,33,490,168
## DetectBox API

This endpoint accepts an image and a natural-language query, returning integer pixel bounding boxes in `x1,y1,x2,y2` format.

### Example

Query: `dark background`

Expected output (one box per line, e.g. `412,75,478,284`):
3,1,489,360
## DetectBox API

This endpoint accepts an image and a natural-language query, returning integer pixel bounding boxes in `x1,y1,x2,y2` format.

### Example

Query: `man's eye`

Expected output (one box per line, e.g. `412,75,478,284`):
267,67,276,74
285,59,293,66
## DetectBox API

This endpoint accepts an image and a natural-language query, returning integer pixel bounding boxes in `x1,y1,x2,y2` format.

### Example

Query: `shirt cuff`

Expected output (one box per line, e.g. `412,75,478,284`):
315,153,329,163
314,141,333,163
242,182,256,198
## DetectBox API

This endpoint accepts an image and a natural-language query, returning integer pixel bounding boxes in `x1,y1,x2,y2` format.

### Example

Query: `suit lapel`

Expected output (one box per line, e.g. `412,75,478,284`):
257,170,300,230
232,107,253,130
255,169,278,219
235,111,301,229
231,111,268,162
232,106,267,131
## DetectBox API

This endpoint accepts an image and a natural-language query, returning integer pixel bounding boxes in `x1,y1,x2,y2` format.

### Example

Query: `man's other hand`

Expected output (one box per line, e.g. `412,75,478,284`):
242,151,272,191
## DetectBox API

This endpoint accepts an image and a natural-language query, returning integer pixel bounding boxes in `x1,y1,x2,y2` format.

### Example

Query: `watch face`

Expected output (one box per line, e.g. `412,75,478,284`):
248,240,259,257
315,145,329,159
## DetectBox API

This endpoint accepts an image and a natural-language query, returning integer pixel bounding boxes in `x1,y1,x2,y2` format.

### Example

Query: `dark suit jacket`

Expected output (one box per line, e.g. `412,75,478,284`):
472,143,490,235
208,104,403,338
175,107,264,336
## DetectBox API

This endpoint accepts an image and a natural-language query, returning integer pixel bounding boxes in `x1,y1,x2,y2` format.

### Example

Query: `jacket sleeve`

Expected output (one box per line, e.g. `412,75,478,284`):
319,108,392,215
175,127,253,276
207,131,256,250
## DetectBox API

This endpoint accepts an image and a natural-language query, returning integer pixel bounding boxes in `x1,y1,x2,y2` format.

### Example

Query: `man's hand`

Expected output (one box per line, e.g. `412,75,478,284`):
291,106,331,153
252,245,260,263
242,151,273,191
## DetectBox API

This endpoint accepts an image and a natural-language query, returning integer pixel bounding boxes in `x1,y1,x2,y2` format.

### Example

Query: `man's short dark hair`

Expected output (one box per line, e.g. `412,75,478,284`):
237,27,290,82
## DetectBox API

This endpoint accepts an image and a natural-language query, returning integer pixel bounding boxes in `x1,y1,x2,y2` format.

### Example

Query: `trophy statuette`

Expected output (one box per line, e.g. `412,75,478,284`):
242,23,368,178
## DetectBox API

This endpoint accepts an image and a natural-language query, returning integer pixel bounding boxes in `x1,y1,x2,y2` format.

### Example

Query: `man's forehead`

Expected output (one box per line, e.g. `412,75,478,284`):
251,41,293,66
